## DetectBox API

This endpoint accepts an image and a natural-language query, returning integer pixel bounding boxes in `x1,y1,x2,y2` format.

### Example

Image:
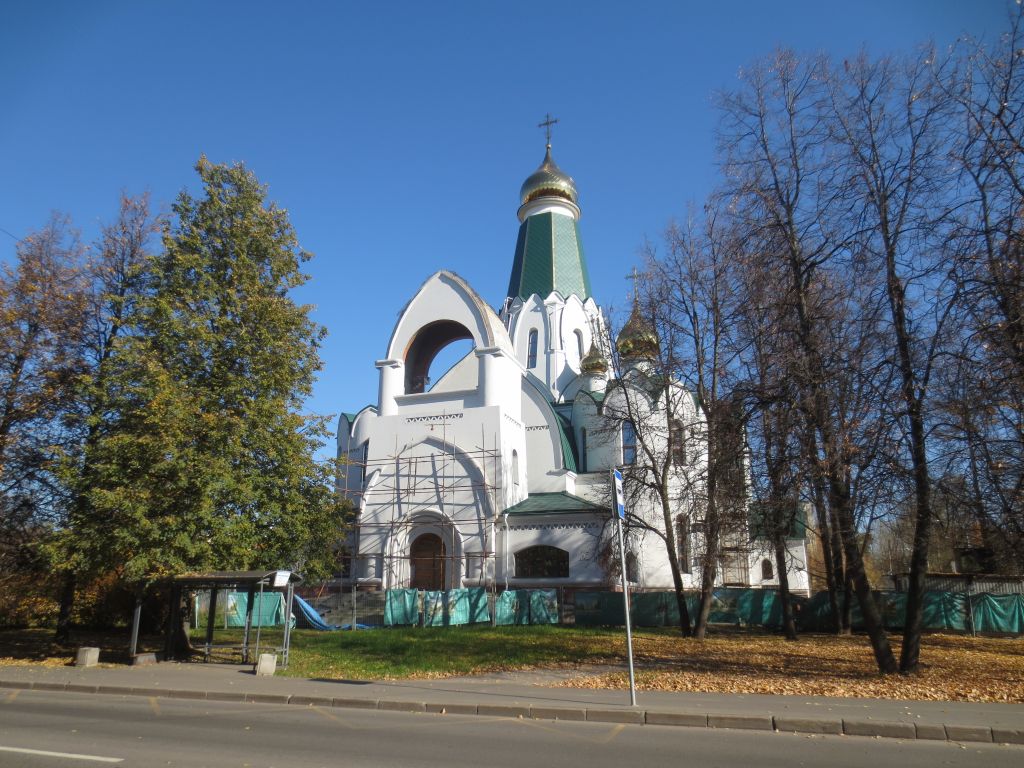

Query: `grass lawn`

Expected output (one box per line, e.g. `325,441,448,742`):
2,624,1021,703
282,624,622,679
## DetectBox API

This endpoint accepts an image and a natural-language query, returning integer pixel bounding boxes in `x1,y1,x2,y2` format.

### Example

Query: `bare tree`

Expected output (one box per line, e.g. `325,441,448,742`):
652,212,748,639
732,258,805,640
598,278,698,637
0,217,87,583
827,48,961,672
943,6,1024,573
717,50,899,672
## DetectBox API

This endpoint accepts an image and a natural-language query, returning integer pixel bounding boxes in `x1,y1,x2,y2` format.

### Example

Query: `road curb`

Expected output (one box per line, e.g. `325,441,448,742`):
0,677,1011,744
843,719,917,739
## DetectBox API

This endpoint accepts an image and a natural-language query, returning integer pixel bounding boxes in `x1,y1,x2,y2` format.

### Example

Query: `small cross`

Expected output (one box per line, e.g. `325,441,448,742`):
625,267,640,300
538,113,559,145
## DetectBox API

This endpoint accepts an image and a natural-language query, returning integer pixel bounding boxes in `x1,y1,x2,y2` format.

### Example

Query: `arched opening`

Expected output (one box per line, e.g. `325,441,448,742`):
625,551,639,583
410,533,446,590
527,329,539,369
622,421,637,465
761,558,774,581
579,428,588,472
670,419,687,465
512,450,520,488
676,515,691,574
574,329,584,360
515,545,569,578
404,320,474,394
425,337,474,391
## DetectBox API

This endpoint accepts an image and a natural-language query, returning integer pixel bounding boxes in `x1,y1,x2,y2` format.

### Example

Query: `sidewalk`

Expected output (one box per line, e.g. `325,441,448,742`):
1,661,1021,745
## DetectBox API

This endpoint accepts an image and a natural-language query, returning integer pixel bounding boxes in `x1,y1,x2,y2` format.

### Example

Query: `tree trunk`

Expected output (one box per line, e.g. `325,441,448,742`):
693,558,716,640
774,534,797,640
832,482,897,672
833,506,852,635
54,573,75,645
674,586,692,638
661,492,692,637
898,403,934,673
171,590,195,661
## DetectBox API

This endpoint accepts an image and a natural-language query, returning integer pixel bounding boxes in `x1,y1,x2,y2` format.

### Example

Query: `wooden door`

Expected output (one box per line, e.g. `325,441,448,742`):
410,533,446,590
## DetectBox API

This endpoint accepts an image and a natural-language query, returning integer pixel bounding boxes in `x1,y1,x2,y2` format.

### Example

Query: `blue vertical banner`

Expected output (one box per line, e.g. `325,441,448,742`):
613,468,625,519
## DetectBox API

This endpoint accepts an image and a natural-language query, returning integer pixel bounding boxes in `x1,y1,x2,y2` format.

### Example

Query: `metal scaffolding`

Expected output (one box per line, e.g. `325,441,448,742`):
338,415,506,596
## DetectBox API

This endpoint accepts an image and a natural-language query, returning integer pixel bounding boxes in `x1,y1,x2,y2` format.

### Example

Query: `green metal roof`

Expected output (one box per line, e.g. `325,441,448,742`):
555,412,578,473
505,491,603,516
506,212,592,301
748,502,809,540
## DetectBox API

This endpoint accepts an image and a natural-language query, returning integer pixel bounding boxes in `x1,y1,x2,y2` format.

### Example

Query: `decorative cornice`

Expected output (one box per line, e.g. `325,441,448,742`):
405,412,465,424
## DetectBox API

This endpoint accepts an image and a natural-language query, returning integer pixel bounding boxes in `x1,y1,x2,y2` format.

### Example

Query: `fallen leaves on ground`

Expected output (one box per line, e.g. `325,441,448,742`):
560,631,1024,703
0,655,71,667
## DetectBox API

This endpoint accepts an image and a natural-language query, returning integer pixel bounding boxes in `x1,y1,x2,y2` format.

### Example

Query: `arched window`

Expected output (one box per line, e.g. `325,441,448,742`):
676,515,691,574
512,450,520,488
527,329,538,369
622,421,637,465
574,329,584,360
579,428,588,473
625,551,639,583
670,419,687,465
514,545,569,578
359,441,370,485
761,558,774,581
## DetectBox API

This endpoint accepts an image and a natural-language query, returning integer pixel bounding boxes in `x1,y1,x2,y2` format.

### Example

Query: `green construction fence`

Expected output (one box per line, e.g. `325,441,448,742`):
196,591,286,628
382,588,559,627
575,589,1024,635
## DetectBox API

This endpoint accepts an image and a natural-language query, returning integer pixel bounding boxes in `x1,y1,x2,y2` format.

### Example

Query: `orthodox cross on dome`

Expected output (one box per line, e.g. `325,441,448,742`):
538,113,559,146
626,267,640,301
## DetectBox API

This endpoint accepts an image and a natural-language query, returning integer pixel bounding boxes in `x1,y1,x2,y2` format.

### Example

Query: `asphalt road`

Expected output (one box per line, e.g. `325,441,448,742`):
0,689,1020,768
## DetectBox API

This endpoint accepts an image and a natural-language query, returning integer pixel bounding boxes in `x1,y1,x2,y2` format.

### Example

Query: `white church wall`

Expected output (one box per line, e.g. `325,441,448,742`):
521,380,570,492
509,295,547,381
747,540,811,596
336,407,377,504
426,349,477,392
554,296,594,395
353,399,527,588
501,516,606,587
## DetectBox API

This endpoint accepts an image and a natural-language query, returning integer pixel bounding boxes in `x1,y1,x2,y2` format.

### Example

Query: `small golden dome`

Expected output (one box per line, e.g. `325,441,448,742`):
580,341,608,375
616,303,659,360
520,145,578,206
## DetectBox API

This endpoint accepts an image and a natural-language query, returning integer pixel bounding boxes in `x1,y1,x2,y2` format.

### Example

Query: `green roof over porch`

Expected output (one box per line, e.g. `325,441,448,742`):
504,491,604,516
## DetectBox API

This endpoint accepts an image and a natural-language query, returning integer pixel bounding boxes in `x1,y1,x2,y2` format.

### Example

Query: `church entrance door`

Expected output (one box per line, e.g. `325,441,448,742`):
410,533,446,590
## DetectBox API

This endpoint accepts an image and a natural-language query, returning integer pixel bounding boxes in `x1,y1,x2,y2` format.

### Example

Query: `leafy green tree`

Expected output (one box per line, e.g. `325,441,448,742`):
63,158,345,594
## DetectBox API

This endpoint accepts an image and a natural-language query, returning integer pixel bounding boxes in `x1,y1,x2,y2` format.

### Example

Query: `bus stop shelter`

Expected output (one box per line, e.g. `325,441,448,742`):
158,570,302,668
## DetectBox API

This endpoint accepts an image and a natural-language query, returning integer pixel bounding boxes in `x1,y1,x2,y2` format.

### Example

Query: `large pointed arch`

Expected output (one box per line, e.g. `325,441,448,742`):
385,271,514,395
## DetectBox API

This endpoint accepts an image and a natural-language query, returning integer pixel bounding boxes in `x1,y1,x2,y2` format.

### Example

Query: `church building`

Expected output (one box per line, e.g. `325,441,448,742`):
337,137,809,597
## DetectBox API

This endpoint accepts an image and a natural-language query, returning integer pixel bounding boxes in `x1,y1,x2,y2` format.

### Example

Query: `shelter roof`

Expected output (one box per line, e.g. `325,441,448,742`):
168,570,302,588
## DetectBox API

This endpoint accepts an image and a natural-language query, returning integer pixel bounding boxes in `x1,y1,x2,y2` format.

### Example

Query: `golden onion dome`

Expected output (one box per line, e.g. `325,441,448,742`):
520,145,578,206
616,304,659,360
580,341,609,375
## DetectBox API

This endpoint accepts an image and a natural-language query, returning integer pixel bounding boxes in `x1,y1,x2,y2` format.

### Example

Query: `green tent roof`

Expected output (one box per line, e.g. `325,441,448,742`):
506,212,592,301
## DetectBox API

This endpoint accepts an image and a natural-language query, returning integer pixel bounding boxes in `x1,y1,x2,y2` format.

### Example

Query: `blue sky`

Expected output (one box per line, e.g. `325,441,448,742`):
0,1,1009,455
